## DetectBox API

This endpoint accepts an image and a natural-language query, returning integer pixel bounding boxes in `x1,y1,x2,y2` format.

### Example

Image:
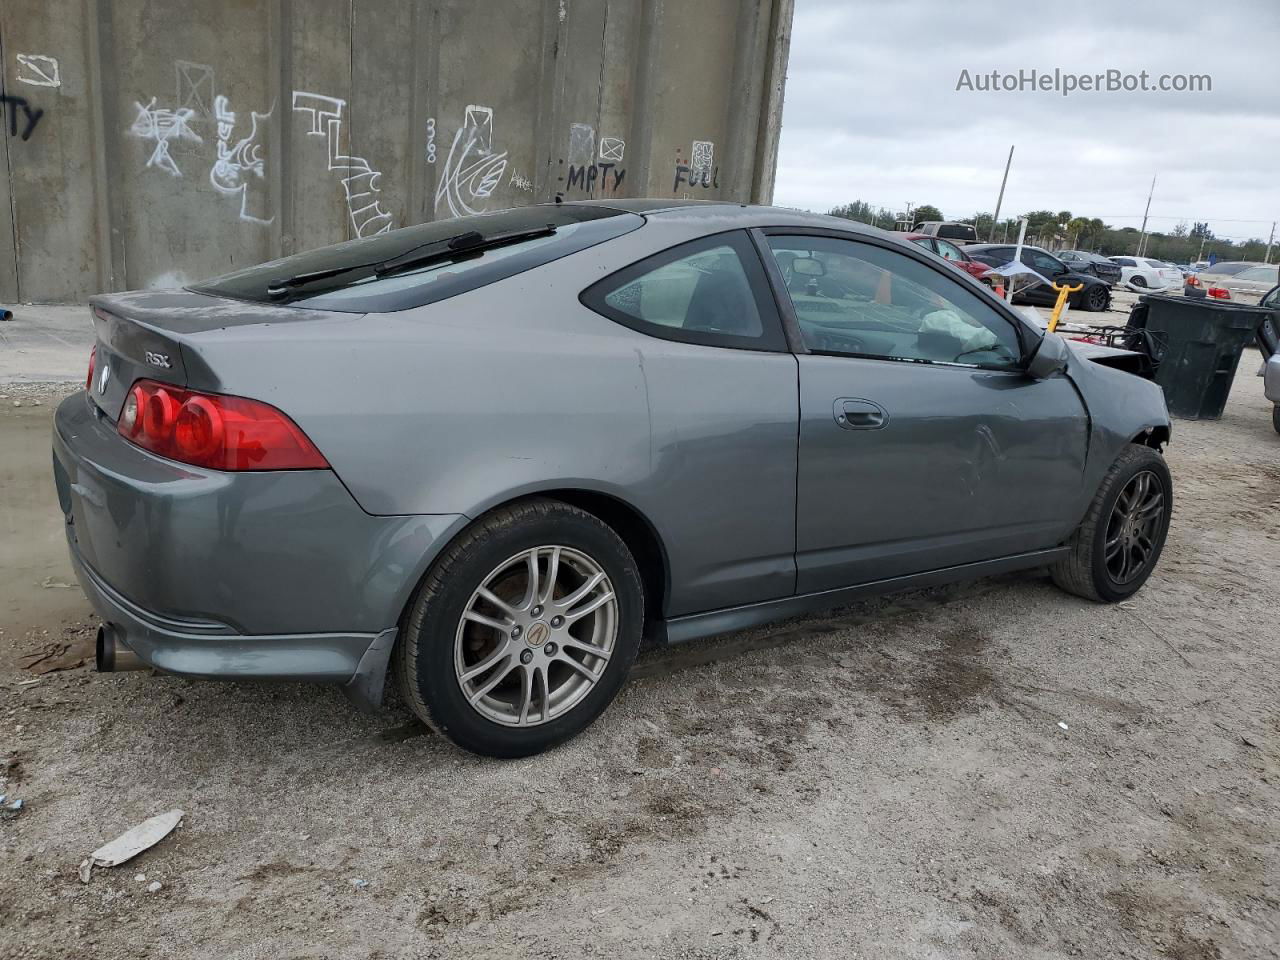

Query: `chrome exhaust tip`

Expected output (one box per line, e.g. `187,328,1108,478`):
96,624,144,672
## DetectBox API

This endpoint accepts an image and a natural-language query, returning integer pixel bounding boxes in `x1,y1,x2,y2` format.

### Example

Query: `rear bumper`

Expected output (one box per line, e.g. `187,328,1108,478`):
52,391,466,707
69,540,396,707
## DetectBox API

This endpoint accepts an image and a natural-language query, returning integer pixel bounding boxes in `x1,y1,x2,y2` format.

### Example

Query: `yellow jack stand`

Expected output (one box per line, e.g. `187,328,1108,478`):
1047,282,1083,332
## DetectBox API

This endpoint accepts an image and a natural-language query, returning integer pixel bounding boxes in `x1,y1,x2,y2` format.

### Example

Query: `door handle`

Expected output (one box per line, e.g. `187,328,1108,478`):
834,398,888,430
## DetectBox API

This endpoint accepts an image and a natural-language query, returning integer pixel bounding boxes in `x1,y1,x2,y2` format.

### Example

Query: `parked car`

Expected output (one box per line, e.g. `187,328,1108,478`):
966,244,1113,311
1257,284,1280,433
913,221,980,244
53,201,1173,758
1195,262,1279,300
904,232,998,285
1108,256,1182,289
1055,249,1123,285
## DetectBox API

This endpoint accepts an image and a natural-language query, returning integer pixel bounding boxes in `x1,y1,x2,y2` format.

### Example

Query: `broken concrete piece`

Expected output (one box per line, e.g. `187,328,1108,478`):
78,809,184,883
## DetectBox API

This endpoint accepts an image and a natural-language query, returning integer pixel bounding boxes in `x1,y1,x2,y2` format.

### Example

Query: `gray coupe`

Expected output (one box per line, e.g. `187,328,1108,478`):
53,200,1173,757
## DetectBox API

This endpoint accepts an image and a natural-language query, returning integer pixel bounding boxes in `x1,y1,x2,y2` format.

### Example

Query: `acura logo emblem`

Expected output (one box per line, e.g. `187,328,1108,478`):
525,622,550,647
97,364,111,395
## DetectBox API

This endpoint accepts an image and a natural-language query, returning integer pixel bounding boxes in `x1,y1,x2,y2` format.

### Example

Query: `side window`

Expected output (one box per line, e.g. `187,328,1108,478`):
933,238,963,262
1024,250,1065,275
582,232,785,351
910,237,936,253
766,235,1023,370
1113,257,1135,267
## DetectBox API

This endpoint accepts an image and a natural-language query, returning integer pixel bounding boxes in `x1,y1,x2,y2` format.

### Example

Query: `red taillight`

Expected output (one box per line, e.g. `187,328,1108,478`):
86,347,96,392
117,380,329,471
1207,287,1231,299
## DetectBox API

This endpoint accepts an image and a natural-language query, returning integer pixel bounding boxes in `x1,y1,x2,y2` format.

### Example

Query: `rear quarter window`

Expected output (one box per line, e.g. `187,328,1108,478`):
581,231,787,352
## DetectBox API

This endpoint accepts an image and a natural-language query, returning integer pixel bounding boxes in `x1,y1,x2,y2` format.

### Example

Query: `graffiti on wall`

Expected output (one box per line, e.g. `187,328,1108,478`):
16,54,61,88
174,61,215,120
673,139,719,191
435,104,508,219
129,98,202,176
555,122,626,200
292,91,394,238
0,91,43,141
209,94,273,224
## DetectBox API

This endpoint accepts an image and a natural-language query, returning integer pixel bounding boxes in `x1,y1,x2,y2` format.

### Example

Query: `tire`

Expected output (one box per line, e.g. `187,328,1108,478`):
1130,275,1148,289
1051,444,1172,603
1273,405,1280,435
1082,284,1110,312
396,498,644,758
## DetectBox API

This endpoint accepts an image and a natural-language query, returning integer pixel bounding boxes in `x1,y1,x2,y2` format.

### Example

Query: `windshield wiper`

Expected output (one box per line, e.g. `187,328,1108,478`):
266,225,557,300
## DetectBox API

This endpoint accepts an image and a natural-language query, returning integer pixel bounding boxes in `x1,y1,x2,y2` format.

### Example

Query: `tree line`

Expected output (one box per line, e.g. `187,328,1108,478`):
826,201,1271,264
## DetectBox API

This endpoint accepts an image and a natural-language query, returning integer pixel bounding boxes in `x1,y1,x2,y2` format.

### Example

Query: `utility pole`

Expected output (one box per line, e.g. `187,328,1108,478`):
1007,217,1029,301
1265,221,1276,264
1197,234,1207,264
990,144,1014,241
1136,173,1156,256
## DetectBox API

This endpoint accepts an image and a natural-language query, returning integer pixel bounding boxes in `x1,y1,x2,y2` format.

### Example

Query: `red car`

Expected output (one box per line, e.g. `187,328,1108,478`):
903,232,1001,291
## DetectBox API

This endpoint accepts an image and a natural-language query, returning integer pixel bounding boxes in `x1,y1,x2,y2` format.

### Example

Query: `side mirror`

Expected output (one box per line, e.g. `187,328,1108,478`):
791,257,826,277
1027,331,1070,380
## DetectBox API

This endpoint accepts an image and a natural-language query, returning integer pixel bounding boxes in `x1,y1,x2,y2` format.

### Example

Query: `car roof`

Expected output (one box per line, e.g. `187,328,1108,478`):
563,199,895,235
967,242,1050,254
562,198,737,214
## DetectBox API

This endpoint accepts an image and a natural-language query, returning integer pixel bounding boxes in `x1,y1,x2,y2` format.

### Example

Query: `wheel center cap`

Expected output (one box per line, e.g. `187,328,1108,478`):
525,621,551,647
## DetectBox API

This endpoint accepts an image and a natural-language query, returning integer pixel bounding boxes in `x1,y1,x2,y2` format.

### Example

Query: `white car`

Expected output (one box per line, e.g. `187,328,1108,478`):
1109,256,1182,290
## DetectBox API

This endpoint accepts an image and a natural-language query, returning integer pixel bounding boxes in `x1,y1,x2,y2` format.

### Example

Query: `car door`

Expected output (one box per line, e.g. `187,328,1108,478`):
580,230,798,616
1020,249,1071,304
758,230,1089,593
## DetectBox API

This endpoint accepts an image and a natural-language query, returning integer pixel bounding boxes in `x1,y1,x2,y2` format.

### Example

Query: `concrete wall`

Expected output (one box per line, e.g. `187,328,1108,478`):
0,0,793,303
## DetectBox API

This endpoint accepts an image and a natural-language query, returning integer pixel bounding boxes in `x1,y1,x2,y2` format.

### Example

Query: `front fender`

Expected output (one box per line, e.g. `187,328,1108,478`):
1064,343,1171,522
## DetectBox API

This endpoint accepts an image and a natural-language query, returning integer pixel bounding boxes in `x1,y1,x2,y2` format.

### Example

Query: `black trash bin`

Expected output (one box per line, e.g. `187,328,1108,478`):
1128,293,1271,420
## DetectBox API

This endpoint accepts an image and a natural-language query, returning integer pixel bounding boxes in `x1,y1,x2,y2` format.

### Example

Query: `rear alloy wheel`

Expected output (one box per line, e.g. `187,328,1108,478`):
1130,275,1148,288
455,546,617,727
1084,284,1110,312
1051,444,1172,602
397,499,643,757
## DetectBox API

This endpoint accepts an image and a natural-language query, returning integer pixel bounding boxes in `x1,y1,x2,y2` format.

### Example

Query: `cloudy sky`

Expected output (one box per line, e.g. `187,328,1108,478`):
773,0,1280,244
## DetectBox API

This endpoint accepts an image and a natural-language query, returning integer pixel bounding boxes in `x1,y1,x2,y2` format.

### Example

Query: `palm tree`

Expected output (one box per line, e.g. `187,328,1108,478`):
1067,217,1090,249
1090,219,1105,249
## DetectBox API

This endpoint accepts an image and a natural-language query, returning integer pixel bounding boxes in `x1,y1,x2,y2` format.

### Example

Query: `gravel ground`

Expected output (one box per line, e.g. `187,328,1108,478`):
1,359,1277,960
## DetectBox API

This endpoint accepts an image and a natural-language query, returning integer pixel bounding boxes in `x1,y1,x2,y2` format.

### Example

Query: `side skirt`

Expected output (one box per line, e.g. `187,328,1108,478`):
657,547,1069,645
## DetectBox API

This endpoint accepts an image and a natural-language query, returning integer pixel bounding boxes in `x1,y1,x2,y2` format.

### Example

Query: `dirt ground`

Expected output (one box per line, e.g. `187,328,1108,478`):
1,349,1278,959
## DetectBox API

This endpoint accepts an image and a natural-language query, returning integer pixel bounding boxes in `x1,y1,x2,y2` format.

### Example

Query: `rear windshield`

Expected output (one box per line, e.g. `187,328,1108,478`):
1202,262,1255,277
190,205,642,313
937,223,978,241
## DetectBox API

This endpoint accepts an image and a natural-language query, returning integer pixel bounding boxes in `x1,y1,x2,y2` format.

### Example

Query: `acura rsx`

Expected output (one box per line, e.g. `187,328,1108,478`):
53,200,1172,757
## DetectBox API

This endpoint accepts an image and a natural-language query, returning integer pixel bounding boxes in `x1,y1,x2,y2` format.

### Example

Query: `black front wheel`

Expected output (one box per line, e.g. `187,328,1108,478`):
1273,405,1280,435
1082,284,1110,312
1051,444,1172,602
